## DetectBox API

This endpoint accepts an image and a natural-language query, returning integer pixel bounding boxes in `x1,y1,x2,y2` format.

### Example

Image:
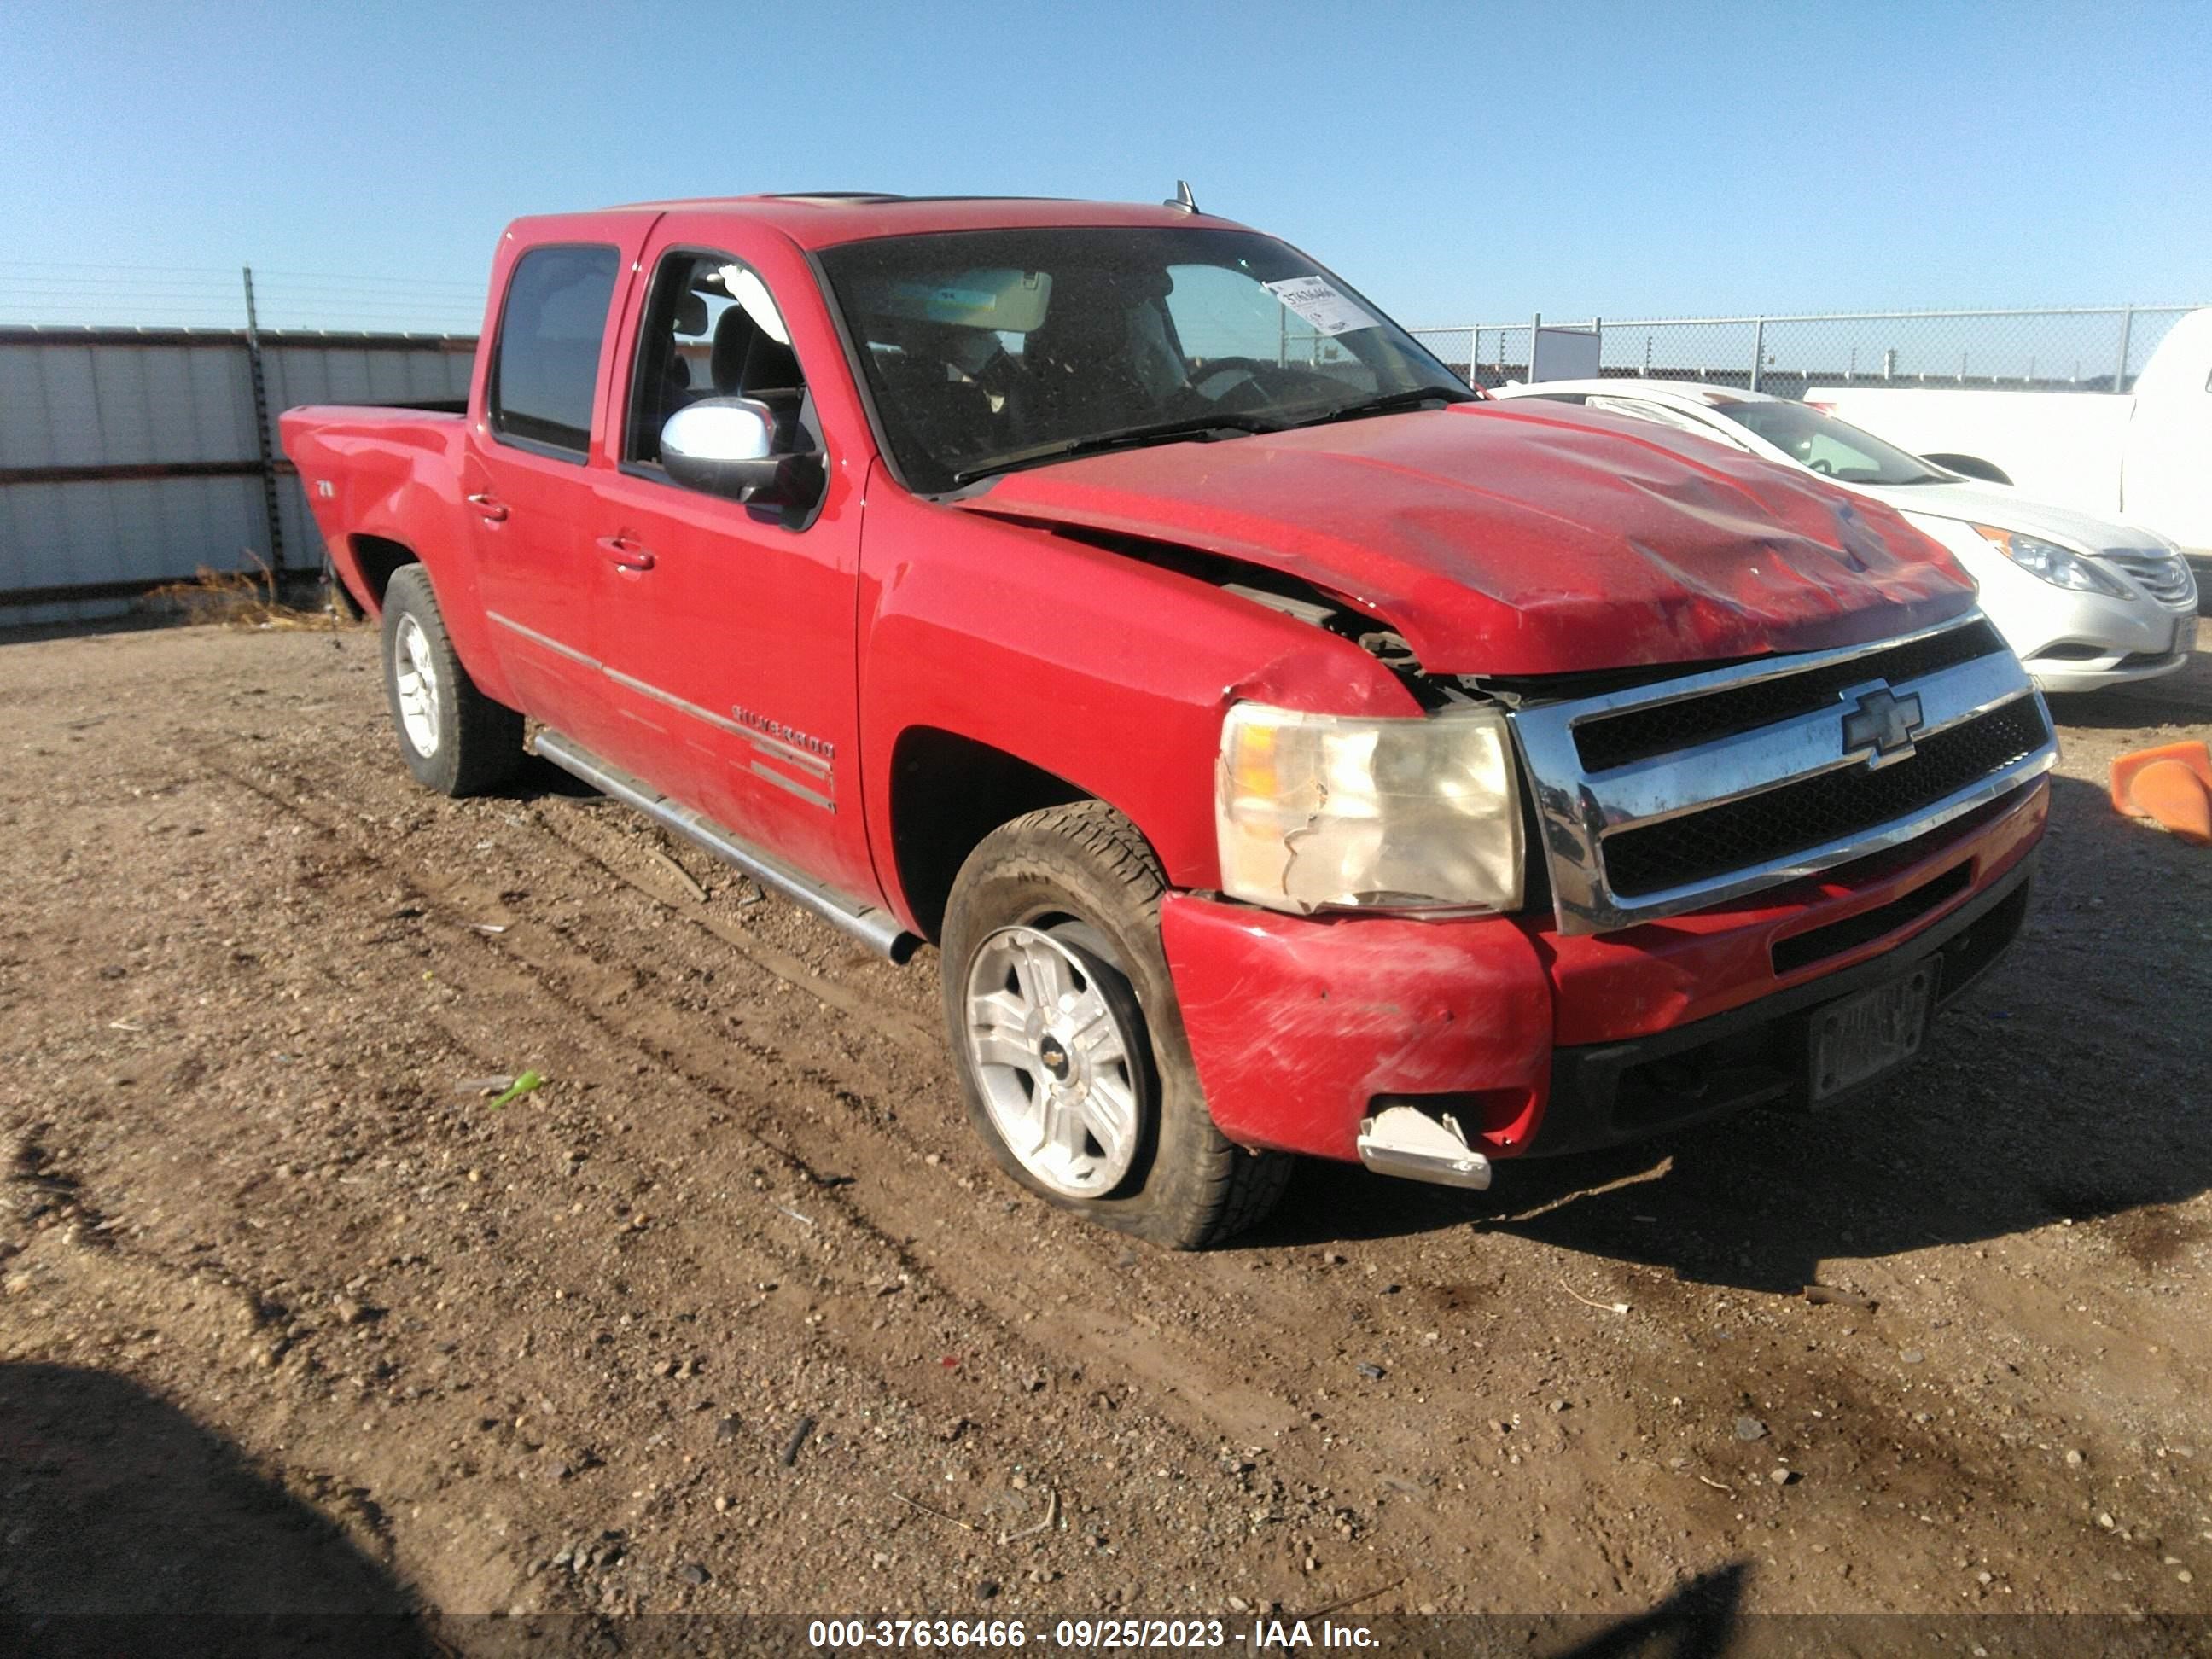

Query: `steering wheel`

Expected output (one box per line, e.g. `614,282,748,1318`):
1190,355,1280,399
1808,458,1835,475
1190,354,1341,415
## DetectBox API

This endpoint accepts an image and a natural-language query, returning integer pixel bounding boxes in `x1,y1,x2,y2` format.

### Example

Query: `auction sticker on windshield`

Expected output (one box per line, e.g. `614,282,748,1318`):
1262,275,1377,336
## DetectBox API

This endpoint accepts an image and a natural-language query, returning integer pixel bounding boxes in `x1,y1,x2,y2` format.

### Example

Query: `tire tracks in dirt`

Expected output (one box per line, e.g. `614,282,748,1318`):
185,731,2078,1611
175,736,1487,1599
87,672,2208,1618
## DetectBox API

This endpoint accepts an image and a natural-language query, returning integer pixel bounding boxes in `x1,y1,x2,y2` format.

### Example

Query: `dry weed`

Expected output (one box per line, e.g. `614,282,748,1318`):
150,553,349,631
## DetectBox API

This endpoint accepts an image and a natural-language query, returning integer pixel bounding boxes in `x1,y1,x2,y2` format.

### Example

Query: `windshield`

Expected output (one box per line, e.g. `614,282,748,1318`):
1712,399,1950,486
816,226,1469,492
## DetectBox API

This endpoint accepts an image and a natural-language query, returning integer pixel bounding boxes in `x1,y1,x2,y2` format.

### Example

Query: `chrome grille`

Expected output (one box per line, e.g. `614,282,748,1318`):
1572,618,2005,772
1602,699,2050,897
1511,612,2056,934
2102,550,2196,606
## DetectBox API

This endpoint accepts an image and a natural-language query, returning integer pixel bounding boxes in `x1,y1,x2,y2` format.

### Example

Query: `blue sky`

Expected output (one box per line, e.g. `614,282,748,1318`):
3,0,2207,331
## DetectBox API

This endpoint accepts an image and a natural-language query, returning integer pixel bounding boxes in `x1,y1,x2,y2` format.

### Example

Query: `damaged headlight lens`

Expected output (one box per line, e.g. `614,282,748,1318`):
1215,701,1524,914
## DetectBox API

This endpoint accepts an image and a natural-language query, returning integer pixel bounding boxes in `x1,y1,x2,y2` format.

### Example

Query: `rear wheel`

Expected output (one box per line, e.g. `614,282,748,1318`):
379,565,522,796
941,800,1292,1249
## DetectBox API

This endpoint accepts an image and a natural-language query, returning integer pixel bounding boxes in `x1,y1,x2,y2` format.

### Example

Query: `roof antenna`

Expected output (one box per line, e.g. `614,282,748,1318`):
1165,180,1199,214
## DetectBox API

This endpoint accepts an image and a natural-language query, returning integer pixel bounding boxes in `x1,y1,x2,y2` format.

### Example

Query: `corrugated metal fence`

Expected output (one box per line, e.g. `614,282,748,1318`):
10,300,2207,626
0,328,474,626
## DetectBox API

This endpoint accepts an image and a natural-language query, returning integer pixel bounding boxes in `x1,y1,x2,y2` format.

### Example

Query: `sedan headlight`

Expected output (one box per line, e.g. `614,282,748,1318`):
1215,701,1524,914
1971,525,2132,598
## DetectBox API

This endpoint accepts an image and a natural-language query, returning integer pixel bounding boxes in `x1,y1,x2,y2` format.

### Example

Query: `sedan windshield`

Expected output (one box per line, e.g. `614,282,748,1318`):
816,226,1470,492
1712,399,1950,486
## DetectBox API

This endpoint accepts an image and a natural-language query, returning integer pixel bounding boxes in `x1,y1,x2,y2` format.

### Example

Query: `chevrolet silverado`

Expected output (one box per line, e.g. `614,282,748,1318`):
282,192,2057,1247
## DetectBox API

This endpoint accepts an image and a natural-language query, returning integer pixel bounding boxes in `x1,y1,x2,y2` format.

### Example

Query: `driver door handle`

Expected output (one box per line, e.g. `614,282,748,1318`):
465,492,509,523
597,534,655,572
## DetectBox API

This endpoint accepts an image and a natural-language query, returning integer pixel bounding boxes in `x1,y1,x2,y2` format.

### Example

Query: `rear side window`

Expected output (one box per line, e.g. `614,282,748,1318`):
491,245,620,457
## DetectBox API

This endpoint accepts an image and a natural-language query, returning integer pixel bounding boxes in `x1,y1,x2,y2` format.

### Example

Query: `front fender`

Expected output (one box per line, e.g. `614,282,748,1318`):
855,486,1417,921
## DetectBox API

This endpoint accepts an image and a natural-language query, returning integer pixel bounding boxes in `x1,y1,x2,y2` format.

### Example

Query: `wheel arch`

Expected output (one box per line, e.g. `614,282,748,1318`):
351,527,522,715
1924,453,2013,486
348,533,420,615
883,726,1109,944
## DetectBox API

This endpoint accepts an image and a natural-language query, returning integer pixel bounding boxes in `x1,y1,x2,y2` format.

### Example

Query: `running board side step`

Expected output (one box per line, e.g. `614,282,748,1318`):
533,730,923,964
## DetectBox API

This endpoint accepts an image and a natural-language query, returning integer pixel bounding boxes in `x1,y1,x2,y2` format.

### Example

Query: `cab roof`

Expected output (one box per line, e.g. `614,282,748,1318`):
552,193,1249,251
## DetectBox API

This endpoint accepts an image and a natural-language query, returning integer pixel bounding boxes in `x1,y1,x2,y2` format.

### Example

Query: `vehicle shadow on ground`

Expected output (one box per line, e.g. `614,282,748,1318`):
503,748,604,800
1551,1561,1746,1658
0,1362,437,1657
2044,692,2212,734
2042,650,2212,733
1249,771,2212,1295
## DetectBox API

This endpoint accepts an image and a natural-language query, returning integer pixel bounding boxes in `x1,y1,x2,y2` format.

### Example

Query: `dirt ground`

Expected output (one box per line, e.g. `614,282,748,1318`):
3,620,2210,1648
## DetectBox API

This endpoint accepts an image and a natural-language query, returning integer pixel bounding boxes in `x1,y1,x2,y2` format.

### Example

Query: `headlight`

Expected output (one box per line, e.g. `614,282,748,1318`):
1971,525,2132,598
1215,701,1524,914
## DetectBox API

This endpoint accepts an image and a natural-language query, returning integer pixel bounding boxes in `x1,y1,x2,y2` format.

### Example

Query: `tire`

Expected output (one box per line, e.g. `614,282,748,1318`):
379,564,523,797
940,800,1292,1249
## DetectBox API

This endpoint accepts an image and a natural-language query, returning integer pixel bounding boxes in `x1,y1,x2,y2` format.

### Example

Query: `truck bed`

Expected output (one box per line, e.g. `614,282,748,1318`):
277,404,474,614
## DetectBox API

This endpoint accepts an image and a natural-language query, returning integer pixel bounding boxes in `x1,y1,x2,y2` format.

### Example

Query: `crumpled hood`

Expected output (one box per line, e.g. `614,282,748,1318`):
955,400,1976,676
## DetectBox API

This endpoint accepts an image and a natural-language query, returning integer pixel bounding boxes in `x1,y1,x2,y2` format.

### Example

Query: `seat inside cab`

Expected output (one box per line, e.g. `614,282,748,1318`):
627,256,818,467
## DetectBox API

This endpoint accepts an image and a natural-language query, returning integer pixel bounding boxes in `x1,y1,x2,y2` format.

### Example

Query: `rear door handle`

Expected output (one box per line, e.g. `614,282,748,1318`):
465,492,509,523
597,534,655,572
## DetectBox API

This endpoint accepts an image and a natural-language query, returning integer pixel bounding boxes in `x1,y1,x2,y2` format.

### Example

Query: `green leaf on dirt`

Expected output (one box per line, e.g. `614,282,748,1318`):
488,1070,545,1109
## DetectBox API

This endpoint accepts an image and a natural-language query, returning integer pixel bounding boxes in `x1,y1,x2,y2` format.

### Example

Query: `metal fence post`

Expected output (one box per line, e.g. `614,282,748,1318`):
2114,304,2135,393
240,265,287,580
1749,316,1765,392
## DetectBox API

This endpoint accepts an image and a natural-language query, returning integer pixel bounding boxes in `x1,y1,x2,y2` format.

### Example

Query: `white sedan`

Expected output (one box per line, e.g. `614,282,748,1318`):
1487,379,2198,694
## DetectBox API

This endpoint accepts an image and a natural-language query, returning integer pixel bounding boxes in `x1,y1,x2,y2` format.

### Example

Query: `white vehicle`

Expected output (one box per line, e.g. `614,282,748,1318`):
1807,307,2212,558
1488,378,2197,693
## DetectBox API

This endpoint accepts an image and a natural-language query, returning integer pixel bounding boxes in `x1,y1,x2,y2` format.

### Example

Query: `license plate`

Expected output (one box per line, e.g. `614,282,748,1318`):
2175,614,2199,655
1811,969,1934,1102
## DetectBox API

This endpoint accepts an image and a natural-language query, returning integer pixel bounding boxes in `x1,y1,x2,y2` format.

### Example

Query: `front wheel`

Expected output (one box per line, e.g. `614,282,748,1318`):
940,801,1291,1249
379,564,522,797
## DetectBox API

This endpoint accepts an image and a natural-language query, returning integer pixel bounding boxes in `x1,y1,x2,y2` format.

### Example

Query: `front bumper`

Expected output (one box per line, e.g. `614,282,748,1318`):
1530,848,2031,1157
1160,775,2046,1170
2027,636,2192,694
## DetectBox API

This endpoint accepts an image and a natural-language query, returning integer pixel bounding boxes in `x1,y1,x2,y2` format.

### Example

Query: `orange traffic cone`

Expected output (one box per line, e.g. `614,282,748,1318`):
2110,741,2212,847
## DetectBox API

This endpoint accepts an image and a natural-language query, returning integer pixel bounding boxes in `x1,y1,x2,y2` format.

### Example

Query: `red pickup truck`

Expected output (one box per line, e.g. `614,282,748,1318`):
282,193,2056,1248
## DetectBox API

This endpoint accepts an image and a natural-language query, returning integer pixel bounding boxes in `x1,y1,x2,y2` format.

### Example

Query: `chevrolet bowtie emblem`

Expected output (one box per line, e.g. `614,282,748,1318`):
1842,684,1924,769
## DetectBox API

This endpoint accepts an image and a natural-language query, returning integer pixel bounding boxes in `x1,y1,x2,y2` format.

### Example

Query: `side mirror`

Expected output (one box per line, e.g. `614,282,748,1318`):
661,398,804,504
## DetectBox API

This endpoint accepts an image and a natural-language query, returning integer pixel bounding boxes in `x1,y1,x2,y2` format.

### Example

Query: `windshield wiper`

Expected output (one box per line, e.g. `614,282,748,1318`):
1284,386,1476,429
950,414,1279,487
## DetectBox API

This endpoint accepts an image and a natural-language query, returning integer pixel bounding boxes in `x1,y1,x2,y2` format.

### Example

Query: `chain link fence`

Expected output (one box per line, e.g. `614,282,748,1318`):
1409,306,2204,398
